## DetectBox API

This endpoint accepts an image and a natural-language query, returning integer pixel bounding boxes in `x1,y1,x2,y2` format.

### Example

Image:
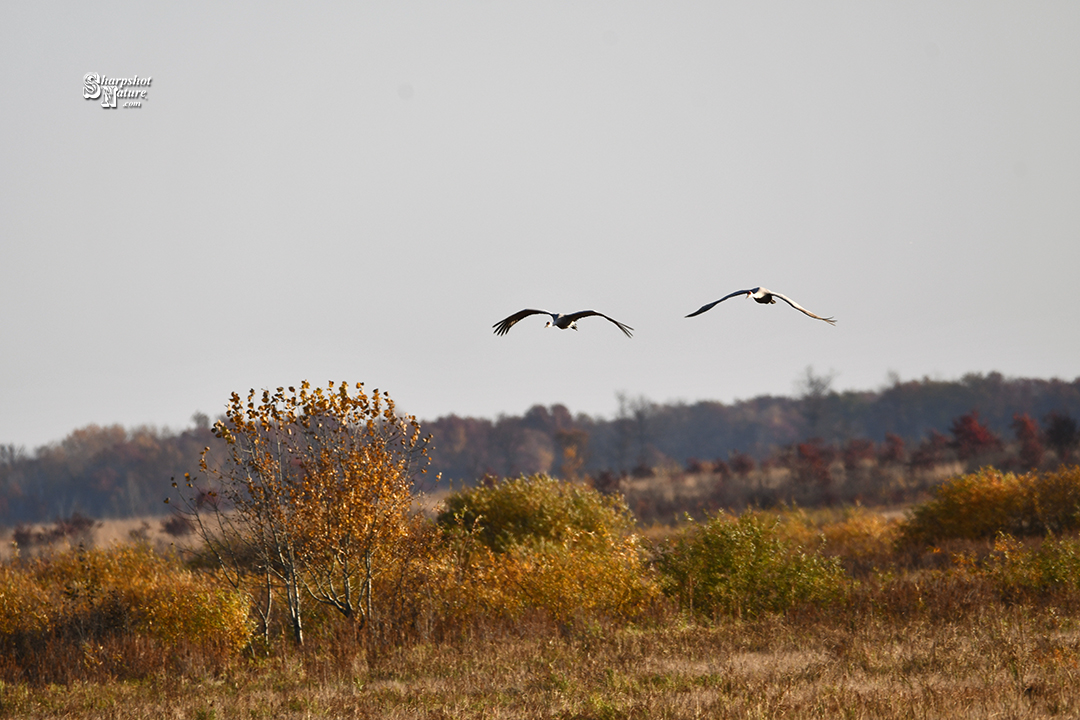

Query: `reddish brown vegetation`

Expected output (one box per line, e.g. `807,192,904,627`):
1012,413,1045,470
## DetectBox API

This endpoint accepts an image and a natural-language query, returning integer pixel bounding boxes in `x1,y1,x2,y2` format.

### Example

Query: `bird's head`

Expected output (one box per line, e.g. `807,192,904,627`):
544,320,554,329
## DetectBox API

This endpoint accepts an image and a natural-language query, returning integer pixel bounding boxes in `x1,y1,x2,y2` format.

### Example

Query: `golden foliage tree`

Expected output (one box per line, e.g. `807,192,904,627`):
172,381,433,646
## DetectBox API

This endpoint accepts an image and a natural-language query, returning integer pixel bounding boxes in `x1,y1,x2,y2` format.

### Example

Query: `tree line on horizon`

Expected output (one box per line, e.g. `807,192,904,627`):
1,371,1079,527
426,371,1080,481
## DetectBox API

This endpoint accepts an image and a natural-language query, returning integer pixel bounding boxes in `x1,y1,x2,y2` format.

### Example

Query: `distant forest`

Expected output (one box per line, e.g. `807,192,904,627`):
2,372,1079,526
425,371,1080,480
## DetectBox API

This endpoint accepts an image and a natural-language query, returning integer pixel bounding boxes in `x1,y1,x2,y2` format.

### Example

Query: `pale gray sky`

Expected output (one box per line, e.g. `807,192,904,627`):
2,2,1078,450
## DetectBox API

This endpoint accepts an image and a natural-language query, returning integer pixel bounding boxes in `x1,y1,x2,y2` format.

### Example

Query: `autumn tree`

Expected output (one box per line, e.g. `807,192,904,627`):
877,433,906,465
949,411,1001,462
1011,413,1044,470
1044,412,1079,464
171,381,433,646
910,430,952,470
615,393,656,473
796,366,836,438
555,428,589,480
729,451,756,477
791,439,836,498
711,458,731,479
842,438,876,472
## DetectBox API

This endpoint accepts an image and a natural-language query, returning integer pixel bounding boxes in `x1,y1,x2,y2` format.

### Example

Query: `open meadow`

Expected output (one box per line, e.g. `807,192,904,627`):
4,464,1080,718
1,604,1077,719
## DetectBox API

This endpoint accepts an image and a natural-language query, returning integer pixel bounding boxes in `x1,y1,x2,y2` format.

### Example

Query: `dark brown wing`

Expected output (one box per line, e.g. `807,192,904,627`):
562,310,634,337
685,289,753,318
492,309,551,336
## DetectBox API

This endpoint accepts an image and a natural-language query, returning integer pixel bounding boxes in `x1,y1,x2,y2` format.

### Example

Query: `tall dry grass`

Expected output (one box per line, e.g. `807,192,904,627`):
2,604,1079,718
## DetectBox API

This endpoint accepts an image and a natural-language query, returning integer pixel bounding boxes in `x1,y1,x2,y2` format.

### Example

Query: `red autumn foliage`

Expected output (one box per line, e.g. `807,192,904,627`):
878,433,906,464
1011,413,1044,470
950,411,1001,461
842,438,876,471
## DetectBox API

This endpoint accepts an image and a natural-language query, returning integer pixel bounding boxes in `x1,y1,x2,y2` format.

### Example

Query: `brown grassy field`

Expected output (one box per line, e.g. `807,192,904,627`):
5,468,1080,719
1,602,1077,719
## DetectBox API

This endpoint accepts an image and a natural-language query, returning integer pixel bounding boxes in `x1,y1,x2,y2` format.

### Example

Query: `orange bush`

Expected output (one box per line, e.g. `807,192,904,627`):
0,546,251,682
899,466,1080,547
434,475,659,628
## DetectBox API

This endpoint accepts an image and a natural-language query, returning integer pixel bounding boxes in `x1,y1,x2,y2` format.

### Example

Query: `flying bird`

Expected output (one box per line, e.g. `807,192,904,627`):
493,309,634,337
686,287,836,325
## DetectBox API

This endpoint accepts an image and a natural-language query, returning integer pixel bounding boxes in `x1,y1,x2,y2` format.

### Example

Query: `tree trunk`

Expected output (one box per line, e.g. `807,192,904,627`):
286,547,304,645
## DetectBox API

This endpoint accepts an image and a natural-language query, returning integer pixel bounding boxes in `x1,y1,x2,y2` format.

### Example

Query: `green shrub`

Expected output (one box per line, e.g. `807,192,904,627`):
899,466,1080,547
985,533,1080,598
658,511,848,619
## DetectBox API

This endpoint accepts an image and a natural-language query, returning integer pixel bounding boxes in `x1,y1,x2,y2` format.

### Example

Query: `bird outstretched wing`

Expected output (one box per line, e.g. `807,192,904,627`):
769,292,836,325
563,310,635,337
492,309,551,336
684,289,754,318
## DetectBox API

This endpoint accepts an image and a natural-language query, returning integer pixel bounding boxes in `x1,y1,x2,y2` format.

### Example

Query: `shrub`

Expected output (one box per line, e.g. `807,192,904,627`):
11,512,101,551
433,531,659,629
899,466,1080,547
160,513,194,537
0,566,51,638
658,511,848,619
0,546,252,682
774,506,900,575
436,474,635,553
985,533,1080,599
434,475,658,627
819,509,899,570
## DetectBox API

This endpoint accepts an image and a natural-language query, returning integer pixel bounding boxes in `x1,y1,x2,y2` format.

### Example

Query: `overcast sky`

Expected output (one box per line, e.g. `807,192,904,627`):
2,2,1078,450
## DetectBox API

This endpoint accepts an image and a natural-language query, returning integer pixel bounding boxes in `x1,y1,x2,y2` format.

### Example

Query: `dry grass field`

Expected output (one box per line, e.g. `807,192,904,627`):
1,605,1078,719
4,467,1080,719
